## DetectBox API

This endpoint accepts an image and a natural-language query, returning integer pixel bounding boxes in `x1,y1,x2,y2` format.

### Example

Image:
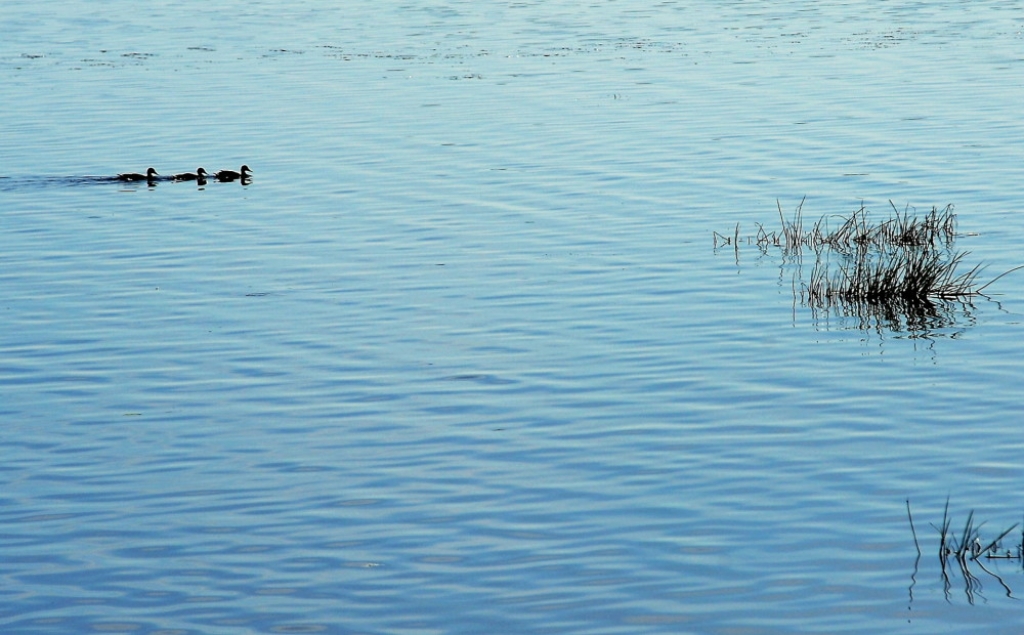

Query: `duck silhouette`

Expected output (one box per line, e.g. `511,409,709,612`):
172,167,208,182
214,165,252,182
118,167,159,182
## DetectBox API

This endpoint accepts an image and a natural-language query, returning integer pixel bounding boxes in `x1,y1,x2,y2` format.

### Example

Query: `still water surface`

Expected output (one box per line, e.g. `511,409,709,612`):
4,1,1024,633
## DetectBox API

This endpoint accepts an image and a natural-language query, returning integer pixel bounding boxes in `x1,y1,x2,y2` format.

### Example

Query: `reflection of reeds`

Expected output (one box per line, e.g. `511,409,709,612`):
807,287,975,334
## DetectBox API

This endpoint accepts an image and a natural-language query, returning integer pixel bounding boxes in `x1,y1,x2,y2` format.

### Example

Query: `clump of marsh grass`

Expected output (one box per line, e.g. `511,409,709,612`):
803,244,1024,318
822,201,956,253
713,199,959,255
715,200,1023,332
805,248,985,307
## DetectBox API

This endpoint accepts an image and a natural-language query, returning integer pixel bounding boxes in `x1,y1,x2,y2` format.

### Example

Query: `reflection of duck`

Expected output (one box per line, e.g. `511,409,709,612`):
172,167,208,182
214,165,252,182
118,167,159,182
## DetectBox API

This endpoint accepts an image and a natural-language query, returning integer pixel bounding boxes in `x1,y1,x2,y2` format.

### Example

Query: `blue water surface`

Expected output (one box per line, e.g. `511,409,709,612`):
4,1,1024,633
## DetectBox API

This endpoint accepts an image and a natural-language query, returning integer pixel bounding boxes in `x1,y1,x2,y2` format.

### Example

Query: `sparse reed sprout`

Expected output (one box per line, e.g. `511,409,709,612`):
908,499,1023,604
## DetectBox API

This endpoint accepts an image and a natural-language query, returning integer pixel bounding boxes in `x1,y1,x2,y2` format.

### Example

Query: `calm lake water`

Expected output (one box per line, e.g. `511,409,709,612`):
4,1,1024,633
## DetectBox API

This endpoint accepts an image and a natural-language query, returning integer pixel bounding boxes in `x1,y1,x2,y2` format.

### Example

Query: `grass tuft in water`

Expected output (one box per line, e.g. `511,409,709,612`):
804,247,984,307
715,200,1024,333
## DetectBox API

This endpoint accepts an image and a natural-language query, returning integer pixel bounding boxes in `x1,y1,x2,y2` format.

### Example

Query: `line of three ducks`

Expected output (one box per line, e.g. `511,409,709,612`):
118,165,252,182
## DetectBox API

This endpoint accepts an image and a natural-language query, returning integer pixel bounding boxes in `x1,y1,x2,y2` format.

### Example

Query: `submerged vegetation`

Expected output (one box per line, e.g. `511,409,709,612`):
714,199,1022,334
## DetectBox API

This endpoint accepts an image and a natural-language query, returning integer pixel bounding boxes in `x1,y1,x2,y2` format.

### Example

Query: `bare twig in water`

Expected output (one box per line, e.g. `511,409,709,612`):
907,499,921,557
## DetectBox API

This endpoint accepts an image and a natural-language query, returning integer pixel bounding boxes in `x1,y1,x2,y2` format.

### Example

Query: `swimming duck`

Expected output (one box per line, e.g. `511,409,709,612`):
118,167,159,182
172,167,208,182
214,165,252,182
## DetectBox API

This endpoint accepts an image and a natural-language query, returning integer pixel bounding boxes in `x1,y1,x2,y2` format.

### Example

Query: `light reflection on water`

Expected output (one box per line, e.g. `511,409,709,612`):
3,1,1024,633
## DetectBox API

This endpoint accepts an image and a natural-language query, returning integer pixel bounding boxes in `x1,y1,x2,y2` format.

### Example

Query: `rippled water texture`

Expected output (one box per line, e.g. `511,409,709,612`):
4,1,1024,633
